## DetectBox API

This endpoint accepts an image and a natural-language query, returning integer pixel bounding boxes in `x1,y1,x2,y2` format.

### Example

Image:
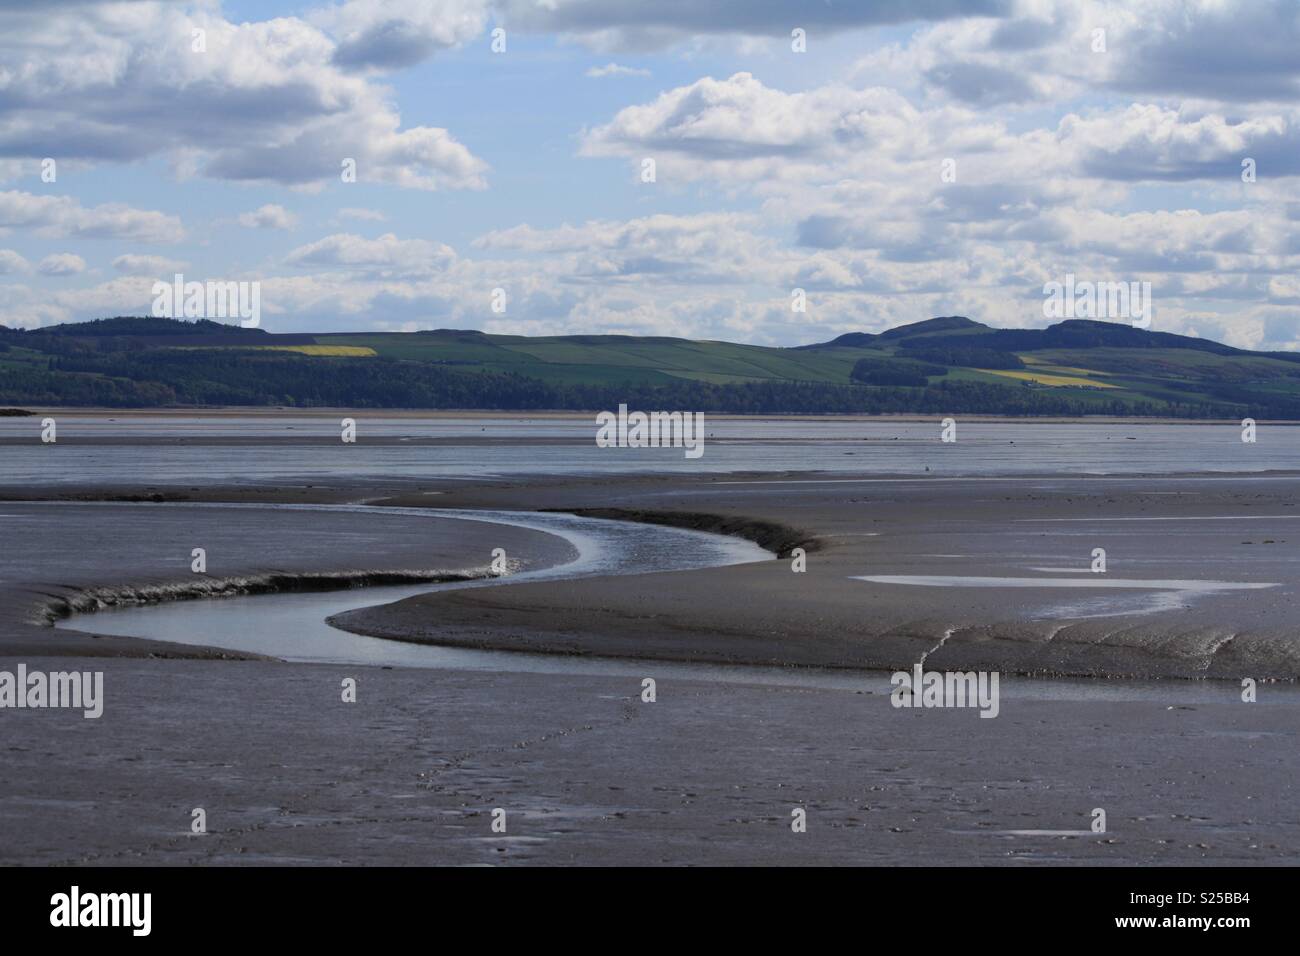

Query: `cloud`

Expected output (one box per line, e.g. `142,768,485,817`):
498,0,1010,51
0,191,183,242
322,0,490,69
338,207,388,221
473,212,773,283
7,1,1300,349
581,72,930,191
0,248,30,274
856,0,1300,109
37,252,85,275
0,3,487,192
0,275,157,329
582,69,1300,203
568,62,1300,344
111,254,189,276
21,202,1300,350
1111,0,1300,102
922,61,1041,106
1061,106,1300,181
237,204,298,230
586,62,651,78
285,232,457,276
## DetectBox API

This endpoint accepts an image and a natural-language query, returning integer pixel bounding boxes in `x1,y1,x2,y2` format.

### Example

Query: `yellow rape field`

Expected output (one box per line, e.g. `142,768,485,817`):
977,368,1120,389
262,345,377,357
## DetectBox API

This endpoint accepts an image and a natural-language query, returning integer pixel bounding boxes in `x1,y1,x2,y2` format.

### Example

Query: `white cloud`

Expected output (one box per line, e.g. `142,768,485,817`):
474,212,773,283
6,0,1300,348
1059,105,1300,180
586,62,650,79
0,191,183,242
852,0,1300,109
338,207,387,221
584,72,873,161
0,248,30,274
581,72,983,194
285,232,457,276
0,3,488,192
237,204,298,230
497,0,1009,51
112,254,189,276
37,252,85,276
320,0,490,69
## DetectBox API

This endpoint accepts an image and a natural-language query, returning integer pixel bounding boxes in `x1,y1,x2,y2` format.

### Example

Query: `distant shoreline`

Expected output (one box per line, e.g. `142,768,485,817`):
4,406,1299,425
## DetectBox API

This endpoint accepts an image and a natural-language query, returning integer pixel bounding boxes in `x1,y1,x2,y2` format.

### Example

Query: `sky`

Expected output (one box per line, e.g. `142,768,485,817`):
1,0,1298,349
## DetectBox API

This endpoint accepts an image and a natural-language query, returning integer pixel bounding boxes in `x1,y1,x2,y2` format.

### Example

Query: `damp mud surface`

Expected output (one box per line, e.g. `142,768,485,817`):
3,415,1299,864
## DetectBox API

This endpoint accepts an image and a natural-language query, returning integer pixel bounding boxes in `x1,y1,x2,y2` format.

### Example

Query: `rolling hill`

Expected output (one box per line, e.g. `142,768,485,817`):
2,315,1298,418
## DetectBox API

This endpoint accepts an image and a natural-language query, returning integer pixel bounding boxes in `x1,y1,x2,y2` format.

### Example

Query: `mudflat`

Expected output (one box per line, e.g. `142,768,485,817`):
339,471,1300,680
2,466,1298,865
4,656,1296,866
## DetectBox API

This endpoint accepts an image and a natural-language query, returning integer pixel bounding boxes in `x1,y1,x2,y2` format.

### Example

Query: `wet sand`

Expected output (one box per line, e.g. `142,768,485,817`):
12,471,1300,678
2,468,1298,865
336,472,1300,680
5,655,1297,865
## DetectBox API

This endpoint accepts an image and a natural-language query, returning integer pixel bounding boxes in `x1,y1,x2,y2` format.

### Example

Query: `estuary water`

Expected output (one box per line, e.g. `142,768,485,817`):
1,415,1296,484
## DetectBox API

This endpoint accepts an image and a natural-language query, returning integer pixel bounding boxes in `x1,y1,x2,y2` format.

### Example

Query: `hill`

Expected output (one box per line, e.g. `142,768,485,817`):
1,315,1298,417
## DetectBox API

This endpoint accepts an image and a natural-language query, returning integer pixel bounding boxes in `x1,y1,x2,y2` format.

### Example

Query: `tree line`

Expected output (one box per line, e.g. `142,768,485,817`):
0,346,1261,418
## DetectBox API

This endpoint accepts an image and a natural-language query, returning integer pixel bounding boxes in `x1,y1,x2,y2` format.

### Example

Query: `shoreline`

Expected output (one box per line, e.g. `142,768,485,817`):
5,405,1300,425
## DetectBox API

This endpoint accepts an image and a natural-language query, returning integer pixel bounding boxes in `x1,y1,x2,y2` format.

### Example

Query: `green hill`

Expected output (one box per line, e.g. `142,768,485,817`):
2,315,1298,417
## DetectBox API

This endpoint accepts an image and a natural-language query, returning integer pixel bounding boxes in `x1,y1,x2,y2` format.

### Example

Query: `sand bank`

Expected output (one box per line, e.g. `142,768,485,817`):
328,472,1300,680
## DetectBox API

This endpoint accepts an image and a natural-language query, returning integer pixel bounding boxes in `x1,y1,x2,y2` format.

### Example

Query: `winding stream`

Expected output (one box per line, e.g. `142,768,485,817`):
54,505,810,681
51,503,1287,703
